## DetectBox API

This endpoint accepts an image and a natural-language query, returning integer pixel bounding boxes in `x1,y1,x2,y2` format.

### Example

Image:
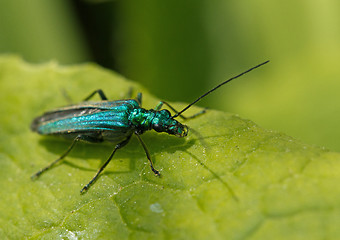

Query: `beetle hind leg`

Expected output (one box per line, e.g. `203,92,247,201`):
31,135,81,180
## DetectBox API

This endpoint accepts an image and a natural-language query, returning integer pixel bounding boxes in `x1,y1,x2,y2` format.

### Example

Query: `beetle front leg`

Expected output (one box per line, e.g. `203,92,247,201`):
155,101,206,120
135,92,142,106
135,133,160,176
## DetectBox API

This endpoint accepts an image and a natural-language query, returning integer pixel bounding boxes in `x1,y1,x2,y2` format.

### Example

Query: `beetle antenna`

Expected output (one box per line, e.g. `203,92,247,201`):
172,60,269,119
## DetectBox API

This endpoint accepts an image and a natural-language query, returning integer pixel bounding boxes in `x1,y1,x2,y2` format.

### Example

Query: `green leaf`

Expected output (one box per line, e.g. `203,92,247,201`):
0,55,339,239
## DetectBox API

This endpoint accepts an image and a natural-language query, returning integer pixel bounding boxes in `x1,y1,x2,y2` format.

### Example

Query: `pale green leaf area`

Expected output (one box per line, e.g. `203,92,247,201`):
0,56,339,239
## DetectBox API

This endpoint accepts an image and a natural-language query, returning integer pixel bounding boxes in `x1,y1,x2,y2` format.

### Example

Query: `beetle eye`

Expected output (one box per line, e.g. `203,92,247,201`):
153,124,163,132
161,109,171,117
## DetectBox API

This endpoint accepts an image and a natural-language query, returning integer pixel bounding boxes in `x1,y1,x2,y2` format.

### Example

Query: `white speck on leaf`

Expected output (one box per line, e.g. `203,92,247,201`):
150,203,163,213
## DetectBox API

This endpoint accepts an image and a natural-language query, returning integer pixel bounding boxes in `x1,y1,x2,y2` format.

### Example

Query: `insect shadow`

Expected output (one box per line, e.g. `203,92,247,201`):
37,131,197,176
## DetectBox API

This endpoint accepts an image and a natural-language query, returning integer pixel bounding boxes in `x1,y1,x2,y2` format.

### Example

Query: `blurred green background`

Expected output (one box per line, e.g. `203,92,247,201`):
1,0,339,151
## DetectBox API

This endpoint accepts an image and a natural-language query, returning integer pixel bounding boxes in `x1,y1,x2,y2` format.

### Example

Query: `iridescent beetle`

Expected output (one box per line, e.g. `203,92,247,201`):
31,61,269,193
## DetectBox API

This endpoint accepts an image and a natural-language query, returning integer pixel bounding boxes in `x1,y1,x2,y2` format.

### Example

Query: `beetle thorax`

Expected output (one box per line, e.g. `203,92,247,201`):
129,109,188,137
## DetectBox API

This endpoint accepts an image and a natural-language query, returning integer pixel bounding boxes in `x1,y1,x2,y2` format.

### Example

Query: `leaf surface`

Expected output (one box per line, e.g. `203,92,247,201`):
0,56,339,240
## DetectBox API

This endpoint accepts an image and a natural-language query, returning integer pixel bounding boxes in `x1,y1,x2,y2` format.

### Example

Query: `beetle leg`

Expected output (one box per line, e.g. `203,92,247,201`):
134,133,160,176
156,101,206,120
135,92,142,106
80,135,132,193
31,135,81,179
83,89,108,101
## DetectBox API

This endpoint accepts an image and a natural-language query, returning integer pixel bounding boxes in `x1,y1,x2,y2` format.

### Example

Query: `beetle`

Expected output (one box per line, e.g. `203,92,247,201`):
31,60,269,193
